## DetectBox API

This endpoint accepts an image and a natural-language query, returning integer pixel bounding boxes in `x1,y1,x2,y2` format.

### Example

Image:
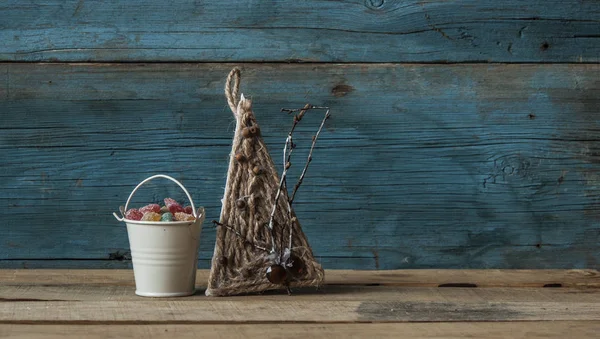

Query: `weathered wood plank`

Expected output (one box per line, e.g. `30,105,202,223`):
2,299,599,322
1,63,600,269
2,284,599,302
327,269,600,288
1,0,599,62
2,269,599,288
2,322,599,339
1,271,599,336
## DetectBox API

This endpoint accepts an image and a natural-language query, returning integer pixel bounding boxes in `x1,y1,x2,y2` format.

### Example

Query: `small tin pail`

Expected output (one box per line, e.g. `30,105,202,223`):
113,174,205,297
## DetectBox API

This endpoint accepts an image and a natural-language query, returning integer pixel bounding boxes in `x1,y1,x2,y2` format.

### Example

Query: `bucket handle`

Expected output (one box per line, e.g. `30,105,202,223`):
113,174,202,221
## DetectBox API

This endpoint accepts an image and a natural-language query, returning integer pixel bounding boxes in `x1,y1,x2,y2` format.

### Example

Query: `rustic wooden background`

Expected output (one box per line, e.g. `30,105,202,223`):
1,0,599,270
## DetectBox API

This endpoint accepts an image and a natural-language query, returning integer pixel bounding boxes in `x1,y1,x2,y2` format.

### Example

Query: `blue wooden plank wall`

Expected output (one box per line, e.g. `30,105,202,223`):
1,1,599,270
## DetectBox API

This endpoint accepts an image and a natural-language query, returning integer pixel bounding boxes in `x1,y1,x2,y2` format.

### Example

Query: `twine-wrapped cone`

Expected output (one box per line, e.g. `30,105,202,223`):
205,68,324,296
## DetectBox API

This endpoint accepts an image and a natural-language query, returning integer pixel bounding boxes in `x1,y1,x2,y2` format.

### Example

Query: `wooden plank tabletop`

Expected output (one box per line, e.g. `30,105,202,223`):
1,269,599,338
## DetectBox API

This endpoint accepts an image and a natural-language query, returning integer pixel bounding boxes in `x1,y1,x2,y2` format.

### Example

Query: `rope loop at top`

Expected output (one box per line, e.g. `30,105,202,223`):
225,67,241,115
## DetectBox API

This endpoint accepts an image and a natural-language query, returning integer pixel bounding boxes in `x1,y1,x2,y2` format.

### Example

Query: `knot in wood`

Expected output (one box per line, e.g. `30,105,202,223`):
364,0,384,9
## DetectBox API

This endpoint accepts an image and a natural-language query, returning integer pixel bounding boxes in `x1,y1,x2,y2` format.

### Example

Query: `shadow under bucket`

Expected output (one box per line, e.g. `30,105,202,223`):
113,174,205,297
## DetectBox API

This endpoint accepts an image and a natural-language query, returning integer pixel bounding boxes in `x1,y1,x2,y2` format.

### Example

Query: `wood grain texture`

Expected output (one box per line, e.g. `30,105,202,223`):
1,63,600,269
1,270,598,337
2,285,599,303
2,269,599,288
2,299,600,322
1,0,599,63
2,322,600,339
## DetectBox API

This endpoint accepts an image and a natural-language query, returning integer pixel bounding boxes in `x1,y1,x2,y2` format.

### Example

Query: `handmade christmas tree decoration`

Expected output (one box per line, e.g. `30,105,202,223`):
205,68,329,296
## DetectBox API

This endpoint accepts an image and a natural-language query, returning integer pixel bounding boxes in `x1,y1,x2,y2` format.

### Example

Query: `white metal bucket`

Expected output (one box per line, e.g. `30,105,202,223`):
113,174,205,297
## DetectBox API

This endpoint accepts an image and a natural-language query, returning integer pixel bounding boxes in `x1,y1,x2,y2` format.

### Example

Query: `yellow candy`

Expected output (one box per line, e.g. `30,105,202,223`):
141,212,161,221
174,212,195,221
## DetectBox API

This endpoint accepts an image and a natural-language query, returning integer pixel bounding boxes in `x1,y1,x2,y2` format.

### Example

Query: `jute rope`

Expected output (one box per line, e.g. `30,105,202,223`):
225,67,241,114
205,68,324,296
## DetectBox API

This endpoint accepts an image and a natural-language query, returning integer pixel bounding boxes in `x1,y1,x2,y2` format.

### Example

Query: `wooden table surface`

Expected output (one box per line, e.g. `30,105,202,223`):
1,269,599,338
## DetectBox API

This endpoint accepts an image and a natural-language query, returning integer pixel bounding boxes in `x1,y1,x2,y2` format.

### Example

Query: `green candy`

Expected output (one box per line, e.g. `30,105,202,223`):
160,212,173,222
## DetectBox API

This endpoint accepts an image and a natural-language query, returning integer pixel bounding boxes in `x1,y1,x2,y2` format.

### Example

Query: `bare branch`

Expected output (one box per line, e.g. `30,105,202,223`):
268,104,311,257
289,107,331,205
282,138,295,256
212,220,270,253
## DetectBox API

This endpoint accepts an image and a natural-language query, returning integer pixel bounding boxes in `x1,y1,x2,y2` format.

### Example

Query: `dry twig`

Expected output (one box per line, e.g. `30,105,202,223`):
288,106,331,205
212,220,270,253
272,105,331,252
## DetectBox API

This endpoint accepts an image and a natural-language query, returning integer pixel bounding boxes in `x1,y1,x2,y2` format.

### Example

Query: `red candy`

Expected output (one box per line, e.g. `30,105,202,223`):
125,208,143,221
169,205,184,214
184,205,193,214
164,197,184,214
139,203,161,214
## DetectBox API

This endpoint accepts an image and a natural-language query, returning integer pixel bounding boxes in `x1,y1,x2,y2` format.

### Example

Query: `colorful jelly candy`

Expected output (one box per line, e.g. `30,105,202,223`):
125,208,143,221
161,212,173,222
126,197,197,222
141,211,162,221
139,203,161,214
174,212,195,221
164,197,184,214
